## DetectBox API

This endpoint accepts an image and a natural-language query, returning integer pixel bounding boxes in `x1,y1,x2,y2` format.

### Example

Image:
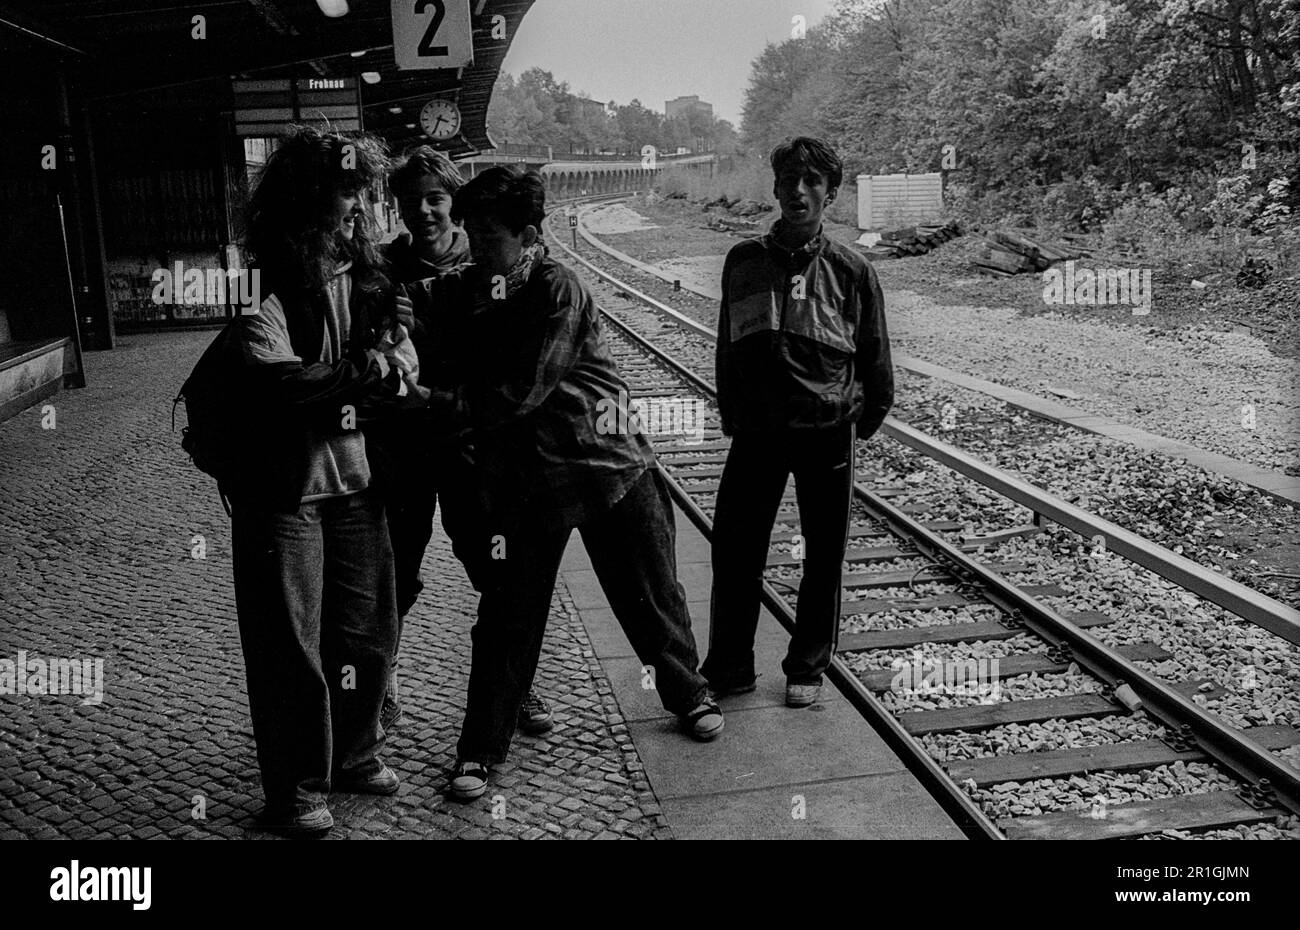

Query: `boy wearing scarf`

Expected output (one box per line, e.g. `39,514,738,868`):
416,167,723,801
379,146,552,736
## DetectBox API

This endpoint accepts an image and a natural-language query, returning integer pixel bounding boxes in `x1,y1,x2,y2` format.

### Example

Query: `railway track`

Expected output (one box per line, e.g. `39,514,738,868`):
538,200,1300,840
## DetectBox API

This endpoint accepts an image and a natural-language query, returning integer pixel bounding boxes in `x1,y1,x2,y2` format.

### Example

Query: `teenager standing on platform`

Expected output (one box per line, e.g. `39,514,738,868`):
225,128,408,836
379,147,554,737
415,167,724,802
702,137,894,709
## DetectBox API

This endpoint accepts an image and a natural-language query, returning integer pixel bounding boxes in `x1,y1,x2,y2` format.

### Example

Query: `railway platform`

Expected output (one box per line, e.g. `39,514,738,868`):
0,331,666,840
0,329,960,840
559,513,964,839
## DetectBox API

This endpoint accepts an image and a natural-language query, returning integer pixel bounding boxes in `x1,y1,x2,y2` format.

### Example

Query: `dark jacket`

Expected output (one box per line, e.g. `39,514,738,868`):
220,263,403,512
372,230,473,482
382,227,471,283
716,226,894,436
412,256,656,530
382,228,471,372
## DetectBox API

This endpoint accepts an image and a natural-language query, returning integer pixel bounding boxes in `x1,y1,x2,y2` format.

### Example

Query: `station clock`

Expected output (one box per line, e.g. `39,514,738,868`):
419,98,462,142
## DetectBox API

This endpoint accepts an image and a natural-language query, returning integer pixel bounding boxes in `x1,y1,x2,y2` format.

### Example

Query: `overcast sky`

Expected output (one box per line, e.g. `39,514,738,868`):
500,0,837,126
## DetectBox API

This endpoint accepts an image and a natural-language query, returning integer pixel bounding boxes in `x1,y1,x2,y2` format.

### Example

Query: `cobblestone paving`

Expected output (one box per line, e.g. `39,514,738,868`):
0,331,672,840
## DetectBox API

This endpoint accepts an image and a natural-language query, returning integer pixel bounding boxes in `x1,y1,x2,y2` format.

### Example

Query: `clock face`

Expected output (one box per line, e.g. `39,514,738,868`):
420,99,461,141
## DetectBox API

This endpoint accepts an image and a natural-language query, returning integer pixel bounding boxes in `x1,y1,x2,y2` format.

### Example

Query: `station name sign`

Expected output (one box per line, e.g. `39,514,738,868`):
233,77,361,137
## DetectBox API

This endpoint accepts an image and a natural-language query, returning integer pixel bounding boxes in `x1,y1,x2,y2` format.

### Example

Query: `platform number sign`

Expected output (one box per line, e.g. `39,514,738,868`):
391,0,474,71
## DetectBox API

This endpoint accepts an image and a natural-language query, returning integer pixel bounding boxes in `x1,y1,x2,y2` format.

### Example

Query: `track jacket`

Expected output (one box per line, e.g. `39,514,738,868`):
716,223,894,437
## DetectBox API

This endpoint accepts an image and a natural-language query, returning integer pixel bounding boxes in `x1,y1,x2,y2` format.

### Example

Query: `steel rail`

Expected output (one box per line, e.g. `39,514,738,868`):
557,203,1300,647
597,302,1005,840
887,421,1300,646
546,206,1300,820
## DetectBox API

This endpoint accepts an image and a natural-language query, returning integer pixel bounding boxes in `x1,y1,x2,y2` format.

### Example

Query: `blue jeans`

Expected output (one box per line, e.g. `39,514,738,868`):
231,488,398,814
456,467,708,764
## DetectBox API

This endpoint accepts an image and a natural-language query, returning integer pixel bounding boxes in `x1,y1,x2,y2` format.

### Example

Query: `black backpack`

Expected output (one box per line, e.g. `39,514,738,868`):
173,323,246,515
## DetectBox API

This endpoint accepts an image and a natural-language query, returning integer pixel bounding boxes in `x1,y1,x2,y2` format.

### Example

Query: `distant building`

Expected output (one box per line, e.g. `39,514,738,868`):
665,95,713,121
570,96,609,119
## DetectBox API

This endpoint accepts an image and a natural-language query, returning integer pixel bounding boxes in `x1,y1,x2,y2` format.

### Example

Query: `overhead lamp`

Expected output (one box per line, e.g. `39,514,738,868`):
361,71,381,84
315,0,349,17
388,106,402,114
404,123,416,129
350,50,366,58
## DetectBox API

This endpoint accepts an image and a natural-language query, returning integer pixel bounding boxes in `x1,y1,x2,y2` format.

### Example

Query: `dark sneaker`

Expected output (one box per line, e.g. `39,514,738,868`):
517,688,554,735
681,697,725,741
449,760,489,802
785,682,822,707
335,763,400,796
380,692,402,732
381,668,402,731
257,802,334,838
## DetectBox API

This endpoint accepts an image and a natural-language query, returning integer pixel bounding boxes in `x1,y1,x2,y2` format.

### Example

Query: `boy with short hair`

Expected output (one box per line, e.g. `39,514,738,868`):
417,166,723,801
702,136,894,708
380,147,553,736
384,146,472,286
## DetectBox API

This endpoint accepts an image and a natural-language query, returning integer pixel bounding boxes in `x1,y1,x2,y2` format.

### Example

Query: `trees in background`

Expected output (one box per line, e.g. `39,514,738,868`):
487,67,739,156
739,0,1299,235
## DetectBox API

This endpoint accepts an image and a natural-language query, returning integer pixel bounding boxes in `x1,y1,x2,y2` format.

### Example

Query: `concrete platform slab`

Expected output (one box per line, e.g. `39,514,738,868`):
659,773,964,840
627,704,908,800
580,599,789,662
560,496,967,840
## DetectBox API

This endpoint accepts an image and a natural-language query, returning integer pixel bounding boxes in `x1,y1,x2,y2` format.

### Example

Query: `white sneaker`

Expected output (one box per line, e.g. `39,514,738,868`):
785,682,822,707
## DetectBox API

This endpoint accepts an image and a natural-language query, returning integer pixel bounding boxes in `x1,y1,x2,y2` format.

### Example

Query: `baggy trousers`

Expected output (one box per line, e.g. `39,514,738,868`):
385,448,438,620
385,445,489,667
456,467,709,764
231,488,399,813
702,424,855,687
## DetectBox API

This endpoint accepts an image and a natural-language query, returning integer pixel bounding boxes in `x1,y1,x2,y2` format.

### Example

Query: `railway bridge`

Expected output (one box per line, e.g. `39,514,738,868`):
458,144,717,197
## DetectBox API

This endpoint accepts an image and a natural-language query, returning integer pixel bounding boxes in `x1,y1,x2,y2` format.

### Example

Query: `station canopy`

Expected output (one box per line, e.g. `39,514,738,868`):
0,0,538,156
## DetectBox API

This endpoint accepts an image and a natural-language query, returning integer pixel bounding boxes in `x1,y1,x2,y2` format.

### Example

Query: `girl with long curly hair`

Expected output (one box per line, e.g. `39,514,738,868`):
225,126,412,836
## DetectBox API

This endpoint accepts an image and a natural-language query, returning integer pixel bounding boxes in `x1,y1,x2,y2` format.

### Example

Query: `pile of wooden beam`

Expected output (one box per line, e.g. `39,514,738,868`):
862,221,963,258
973,229,1092,277
705,215,759,234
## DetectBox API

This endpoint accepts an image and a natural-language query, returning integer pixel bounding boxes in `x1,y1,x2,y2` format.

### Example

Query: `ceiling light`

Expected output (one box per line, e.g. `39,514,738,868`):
388,106,402,114
350,50,366,58
315,0,349,17
404,123,416,129
361,71,381,84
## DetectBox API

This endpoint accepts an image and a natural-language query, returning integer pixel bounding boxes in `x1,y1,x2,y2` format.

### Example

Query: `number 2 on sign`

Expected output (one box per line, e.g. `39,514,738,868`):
415,0,447,57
